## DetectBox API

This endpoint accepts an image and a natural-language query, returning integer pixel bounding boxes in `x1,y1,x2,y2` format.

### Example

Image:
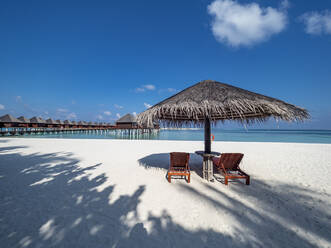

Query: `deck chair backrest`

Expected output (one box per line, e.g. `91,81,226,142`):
219,153,244,170
170,152,190,169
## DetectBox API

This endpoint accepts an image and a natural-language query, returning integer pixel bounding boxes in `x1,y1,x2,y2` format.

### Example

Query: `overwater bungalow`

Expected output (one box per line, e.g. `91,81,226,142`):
87,121,93,128
78,121,88,128
30,117,46,128
116,113,138,129
64,120,72,129
56,120,64,128
17,116,30,128
0,114,22,128
71,121,78,128
46,118,57,128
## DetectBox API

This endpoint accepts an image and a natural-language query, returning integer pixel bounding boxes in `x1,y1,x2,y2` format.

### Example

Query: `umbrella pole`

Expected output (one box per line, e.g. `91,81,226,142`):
204,117,211,154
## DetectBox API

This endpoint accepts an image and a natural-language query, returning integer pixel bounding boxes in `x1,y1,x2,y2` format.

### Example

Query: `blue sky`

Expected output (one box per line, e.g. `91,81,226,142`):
0,0,330,128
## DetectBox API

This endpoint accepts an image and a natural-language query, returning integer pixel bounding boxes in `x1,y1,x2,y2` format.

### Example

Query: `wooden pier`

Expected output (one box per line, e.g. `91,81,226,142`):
0,113,159,138
0,127,158,137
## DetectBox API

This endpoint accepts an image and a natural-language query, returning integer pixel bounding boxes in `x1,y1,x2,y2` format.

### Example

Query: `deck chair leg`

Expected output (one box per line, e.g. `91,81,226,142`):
187,174,190,183
225,177,228,185
168,174,171,183
246,176,250,185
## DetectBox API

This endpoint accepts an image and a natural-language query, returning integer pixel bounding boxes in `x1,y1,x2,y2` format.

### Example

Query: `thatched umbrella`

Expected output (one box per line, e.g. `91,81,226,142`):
138,79,309,157
138,80,309,150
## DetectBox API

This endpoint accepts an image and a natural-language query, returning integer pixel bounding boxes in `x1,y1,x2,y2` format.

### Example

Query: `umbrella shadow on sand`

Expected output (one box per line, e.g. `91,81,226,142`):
137,152,205,179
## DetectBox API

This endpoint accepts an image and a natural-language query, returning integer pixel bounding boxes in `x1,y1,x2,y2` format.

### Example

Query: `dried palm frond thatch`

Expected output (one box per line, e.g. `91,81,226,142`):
137,80,309,127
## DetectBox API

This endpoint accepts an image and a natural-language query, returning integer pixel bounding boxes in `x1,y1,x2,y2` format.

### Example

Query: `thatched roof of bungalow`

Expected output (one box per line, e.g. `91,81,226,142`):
30,116,46,124
0,114,21,123
116,114,137,124
18,116,30,123
56,120,64,125
137,80,309,127
78,121,88,126
46,118,57,124
64,120,72,125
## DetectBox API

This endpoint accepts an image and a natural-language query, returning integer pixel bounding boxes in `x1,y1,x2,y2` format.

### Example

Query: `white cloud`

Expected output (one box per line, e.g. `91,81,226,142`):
104,111,111,116
16,96,22,102
167,88,177,93
158,88,178,94
57,108,68,113
207,0,288,47
299,10,331,35
135,84,156,93
144,103,152,109
280,0,290,10
116,113,121,118
67,113,77,119
132,112,137,116
114,104,123,109
135,87,145,93
143,84,155,90
97,115,103,120
0,104,5,110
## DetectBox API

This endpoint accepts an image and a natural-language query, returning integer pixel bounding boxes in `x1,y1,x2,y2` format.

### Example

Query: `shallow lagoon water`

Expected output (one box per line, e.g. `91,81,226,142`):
4,129,331,144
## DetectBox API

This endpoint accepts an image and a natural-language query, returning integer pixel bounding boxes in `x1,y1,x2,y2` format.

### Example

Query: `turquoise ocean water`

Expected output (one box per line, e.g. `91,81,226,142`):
4,129,331,144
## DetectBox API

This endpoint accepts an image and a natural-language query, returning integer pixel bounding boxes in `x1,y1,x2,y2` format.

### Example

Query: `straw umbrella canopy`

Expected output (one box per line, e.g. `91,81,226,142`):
137,80,309,153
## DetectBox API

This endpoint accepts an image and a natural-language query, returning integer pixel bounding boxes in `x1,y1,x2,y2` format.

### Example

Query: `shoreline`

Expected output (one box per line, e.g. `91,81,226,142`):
2,136,331,145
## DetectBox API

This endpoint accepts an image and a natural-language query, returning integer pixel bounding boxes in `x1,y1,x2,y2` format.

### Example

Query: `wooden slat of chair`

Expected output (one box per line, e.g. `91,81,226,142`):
167,152,190,183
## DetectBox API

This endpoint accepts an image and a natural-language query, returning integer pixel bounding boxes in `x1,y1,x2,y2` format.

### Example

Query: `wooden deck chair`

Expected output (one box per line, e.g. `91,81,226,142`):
167,152,190,183
213,153,250,185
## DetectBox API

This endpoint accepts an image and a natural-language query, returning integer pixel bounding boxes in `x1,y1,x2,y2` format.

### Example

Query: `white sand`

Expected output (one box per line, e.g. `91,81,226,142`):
0,138,330,248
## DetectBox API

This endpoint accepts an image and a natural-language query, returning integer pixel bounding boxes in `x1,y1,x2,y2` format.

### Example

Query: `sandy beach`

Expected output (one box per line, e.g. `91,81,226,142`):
0,138,331,248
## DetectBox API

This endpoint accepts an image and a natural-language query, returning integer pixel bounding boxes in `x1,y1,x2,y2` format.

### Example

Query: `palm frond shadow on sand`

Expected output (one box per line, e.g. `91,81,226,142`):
0,144,330,248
